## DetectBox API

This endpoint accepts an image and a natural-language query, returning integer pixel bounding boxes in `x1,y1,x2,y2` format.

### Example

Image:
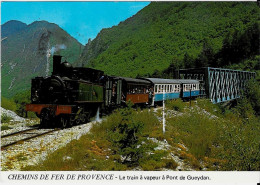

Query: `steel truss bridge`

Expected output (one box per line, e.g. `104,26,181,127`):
177,67,256,103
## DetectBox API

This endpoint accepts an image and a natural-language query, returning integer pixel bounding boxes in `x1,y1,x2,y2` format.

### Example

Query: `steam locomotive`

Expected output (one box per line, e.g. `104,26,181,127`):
26,55,200,128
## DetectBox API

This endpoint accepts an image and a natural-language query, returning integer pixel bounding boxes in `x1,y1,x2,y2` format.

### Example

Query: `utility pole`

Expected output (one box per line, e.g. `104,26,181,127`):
163,88,165,135
190,87,192,108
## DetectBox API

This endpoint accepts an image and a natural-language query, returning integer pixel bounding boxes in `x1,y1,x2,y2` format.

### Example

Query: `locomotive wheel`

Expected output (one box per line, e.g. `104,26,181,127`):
40,109,51,128
68,117,73,128
75,118,80,125
60,117,68,129
80,113,88,124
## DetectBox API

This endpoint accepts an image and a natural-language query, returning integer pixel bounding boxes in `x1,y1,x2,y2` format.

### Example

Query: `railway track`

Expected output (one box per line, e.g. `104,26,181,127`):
1,128,37,138
1,128,60,150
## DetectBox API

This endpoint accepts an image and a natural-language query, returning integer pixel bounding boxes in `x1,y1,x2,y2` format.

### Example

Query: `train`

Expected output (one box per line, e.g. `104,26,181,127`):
26,55,201,128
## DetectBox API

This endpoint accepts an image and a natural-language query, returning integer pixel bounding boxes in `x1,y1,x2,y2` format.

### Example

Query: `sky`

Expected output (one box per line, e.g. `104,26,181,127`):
1,1,150,45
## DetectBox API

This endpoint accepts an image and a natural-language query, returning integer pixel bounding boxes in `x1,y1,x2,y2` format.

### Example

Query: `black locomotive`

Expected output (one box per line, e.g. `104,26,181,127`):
26,55,200,128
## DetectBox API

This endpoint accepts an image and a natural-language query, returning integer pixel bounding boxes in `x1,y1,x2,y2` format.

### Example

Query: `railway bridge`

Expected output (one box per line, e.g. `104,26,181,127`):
177,67,256,103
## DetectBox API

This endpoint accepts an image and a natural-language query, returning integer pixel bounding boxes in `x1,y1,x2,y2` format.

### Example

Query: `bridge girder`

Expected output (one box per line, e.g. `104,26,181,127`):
177,67,255,103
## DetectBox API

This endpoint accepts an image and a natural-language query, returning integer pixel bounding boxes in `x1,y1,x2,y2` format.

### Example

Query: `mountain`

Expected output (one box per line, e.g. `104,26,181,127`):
79,2,260,78
2,20,27,38
1,20,83,98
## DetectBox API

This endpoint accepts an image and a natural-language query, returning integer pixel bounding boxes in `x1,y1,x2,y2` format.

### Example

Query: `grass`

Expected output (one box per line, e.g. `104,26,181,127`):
1,125,12,130
23,107,178,171
22,95,260,171
165,100,260,170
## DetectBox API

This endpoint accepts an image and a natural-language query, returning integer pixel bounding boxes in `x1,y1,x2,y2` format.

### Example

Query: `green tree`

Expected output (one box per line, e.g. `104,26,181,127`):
195,40,215,67
13,90,31,117
184,52,195,68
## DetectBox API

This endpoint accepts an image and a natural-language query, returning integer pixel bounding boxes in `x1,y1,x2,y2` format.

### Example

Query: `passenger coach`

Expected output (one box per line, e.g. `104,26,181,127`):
143,78,181,106
178,79,200,99
142,78,200,106
120,77,152,105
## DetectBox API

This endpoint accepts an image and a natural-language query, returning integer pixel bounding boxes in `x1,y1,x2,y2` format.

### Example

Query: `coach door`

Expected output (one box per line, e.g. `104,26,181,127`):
116,79,122,105
105,79,112,106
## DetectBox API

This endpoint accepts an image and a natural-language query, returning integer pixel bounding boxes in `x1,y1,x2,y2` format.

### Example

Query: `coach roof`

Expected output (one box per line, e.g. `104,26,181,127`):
144,78,199,84
119,77,151,85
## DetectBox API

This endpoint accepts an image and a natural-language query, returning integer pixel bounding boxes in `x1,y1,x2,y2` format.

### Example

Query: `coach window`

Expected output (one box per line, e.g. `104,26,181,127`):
185,84,188,91
155,85,158,93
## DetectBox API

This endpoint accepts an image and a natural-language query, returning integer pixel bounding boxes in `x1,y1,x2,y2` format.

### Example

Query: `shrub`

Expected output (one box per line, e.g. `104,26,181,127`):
107,106,145,164
1,113,12,123
242,80,260,116
163,158,178,170
1,125,12,130
166,99,185,112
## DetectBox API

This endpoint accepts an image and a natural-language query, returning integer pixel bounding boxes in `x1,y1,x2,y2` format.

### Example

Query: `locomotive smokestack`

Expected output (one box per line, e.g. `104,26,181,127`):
52,55,62,75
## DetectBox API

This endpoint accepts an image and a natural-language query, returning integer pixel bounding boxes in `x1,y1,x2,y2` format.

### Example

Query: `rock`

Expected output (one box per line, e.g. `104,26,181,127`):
1,107,26,122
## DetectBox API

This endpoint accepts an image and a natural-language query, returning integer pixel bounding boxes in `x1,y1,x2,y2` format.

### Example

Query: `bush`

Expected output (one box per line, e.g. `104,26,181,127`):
1,125,12,131
107,106,148,164
242,80,260,116
1,113,12,123
166,99,185,112
13,90,36,118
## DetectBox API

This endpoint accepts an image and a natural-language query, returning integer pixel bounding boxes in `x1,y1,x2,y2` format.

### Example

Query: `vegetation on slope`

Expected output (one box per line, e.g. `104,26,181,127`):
79,2,259,78
23,80,260,171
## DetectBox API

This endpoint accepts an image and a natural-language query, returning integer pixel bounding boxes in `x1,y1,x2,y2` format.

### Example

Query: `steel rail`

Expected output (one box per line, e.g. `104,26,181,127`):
1,129,60,150
1,128,38,138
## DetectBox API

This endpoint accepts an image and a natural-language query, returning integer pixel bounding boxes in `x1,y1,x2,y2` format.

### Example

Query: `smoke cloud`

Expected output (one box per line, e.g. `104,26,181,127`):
51,44,67,55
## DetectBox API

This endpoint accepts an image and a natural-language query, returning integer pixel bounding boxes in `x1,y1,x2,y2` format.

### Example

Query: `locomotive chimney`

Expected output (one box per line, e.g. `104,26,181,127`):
52,55,62,75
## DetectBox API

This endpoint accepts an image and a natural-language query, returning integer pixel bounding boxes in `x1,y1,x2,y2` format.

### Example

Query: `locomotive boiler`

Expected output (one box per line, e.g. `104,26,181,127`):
26,55,108,128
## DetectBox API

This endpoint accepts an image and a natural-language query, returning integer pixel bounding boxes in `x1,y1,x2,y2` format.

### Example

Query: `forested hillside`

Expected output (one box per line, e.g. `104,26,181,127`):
79,2,259,78
1,20,83,98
